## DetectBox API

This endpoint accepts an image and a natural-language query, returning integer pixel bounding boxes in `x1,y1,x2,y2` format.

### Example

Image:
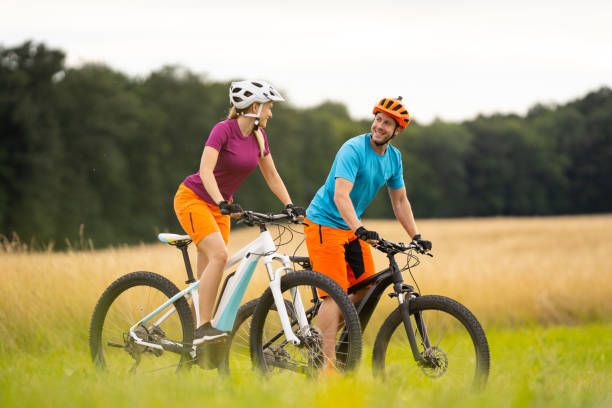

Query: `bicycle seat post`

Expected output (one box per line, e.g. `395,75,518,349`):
177,243,196,284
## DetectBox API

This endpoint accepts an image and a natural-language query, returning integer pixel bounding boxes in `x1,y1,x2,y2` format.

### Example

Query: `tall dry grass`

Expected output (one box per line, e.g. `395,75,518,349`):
1,215,611,352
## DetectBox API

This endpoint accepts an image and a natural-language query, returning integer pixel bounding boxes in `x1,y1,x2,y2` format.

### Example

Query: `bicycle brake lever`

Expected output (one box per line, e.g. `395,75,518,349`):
414,245,434,257
236,216,254,226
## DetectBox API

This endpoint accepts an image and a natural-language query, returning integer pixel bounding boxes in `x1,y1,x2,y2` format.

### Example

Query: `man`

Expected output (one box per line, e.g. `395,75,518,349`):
304,96,432,373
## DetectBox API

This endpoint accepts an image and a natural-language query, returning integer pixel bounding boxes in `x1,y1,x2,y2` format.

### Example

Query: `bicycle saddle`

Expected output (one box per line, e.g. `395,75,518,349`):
158,233,192,246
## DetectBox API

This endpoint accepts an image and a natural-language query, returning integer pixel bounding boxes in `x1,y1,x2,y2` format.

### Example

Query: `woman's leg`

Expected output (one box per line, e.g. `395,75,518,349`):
195,246,209,279
195,231,228,325
189,247,208,325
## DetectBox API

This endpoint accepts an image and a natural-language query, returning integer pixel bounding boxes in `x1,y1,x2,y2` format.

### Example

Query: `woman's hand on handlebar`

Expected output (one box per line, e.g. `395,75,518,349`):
218,201,244,219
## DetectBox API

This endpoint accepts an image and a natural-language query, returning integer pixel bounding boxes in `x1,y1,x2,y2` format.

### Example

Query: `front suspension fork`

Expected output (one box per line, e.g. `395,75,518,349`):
398,295,430,364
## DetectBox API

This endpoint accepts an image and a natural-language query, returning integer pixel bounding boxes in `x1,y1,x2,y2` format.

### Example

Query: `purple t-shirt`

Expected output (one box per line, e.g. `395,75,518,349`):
183,119,270,205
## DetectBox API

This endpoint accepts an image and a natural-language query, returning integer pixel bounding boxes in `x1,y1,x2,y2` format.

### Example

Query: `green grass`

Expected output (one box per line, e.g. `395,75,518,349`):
1,323,610,408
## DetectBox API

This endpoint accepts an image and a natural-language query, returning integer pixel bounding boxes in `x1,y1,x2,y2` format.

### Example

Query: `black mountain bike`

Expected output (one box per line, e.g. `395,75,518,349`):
229,237,490,389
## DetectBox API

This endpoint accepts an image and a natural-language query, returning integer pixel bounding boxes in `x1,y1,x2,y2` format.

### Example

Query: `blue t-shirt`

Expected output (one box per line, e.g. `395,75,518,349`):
306,133,405,229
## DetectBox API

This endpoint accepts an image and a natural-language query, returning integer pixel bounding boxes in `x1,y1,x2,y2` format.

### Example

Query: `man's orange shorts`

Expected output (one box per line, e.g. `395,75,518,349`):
304,217,375,295
174,183,230,245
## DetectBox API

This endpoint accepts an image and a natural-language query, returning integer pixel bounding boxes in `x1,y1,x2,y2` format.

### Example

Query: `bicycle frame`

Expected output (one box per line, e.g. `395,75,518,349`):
128,225,310,353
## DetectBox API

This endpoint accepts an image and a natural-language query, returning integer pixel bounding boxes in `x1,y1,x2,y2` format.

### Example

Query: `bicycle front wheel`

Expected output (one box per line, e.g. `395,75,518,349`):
372,295,490,389
89,271,194,375
218,298,259,375
249,270,362,376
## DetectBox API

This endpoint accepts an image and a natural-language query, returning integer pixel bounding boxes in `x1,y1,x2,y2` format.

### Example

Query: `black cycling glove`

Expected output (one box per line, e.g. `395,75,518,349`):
355,226,380,241
218,201,243,215
411,234,432,251
283,203,306,218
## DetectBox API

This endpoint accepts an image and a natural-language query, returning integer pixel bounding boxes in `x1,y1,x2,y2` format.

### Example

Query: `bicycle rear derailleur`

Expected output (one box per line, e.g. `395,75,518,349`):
121,324,166,359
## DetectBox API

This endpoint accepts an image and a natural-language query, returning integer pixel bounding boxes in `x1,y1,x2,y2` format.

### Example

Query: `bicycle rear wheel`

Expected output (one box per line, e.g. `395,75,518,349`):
372,295,489,389
249,270,362,376
89,271,194,375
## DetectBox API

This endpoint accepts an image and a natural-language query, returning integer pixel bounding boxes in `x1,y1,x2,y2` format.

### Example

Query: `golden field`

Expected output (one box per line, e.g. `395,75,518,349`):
1,214,611,352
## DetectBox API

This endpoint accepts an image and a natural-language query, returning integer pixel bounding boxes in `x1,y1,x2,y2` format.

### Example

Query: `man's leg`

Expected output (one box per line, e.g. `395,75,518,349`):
303,219,350,367
317,296,342,363
349,287,369,305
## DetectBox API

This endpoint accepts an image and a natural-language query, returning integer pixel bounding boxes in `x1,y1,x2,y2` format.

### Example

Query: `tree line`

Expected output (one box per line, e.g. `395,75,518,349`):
1,41,611,249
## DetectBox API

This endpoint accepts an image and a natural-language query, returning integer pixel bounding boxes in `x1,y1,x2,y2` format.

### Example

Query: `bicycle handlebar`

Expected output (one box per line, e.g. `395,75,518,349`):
236,210,304,226
374,237,434,257
237,212,431,256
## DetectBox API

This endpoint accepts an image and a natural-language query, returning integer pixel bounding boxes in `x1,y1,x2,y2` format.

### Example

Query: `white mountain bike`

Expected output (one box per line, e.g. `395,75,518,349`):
89,210,362,376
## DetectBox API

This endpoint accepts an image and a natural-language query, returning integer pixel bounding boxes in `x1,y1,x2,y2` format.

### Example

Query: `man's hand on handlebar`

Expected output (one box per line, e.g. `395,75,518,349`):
372,236,434,257
355,226,380,245
411,234,432,252
282,203,306,220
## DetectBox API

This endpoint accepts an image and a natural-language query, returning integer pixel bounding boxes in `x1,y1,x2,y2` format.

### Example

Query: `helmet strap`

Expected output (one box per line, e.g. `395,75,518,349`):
241,103,265,131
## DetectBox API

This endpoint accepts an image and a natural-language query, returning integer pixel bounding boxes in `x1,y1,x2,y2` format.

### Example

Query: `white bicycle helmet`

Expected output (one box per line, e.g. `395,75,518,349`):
229,80,285,109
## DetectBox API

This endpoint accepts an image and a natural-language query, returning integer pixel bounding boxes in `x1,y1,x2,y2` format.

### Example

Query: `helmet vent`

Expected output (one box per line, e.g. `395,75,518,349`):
252,82,263,87
232,96,243,102
244,91,253,97
233,87,242,93
392,104,402,111
385,100,394,109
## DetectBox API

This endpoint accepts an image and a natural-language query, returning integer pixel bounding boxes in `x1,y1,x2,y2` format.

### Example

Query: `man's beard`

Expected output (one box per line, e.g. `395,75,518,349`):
373,134,394,146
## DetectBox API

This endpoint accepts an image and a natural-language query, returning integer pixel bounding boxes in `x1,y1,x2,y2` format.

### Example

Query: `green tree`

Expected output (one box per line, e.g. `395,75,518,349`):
2,40,611,249
397,121,472,218
0,41,65,245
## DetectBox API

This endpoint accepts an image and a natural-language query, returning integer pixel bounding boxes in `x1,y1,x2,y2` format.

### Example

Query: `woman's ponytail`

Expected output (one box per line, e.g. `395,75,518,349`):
253,127,266,158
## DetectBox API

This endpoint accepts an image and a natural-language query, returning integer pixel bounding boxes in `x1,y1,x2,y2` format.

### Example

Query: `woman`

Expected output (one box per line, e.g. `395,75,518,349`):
173,80,305,342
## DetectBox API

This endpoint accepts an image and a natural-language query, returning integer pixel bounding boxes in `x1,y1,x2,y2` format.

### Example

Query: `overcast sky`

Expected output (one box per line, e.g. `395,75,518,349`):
2,0,611,123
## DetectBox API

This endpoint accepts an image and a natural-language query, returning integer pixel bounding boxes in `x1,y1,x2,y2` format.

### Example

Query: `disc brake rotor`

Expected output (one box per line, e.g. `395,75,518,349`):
419,346,449,378
302,325,324,368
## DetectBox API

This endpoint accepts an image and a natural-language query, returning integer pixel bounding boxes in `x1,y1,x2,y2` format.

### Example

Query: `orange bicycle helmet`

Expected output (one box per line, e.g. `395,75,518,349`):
373,96,410,128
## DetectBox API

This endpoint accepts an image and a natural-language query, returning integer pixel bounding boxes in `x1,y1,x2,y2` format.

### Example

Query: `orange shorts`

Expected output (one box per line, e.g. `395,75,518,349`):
173,184,230,245
304,217,375,295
